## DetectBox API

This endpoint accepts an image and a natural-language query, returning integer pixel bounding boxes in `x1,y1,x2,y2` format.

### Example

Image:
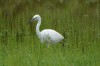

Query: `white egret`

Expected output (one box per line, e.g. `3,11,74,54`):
29,14,64,46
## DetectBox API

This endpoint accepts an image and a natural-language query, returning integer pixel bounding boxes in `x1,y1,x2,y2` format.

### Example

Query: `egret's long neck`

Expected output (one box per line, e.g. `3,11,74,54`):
36,18,41,39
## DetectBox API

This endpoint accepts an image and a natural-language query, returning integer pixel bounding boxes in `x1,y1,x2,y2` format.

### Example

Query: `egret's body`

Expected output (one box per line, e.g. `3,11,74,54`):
41,29,64,44
30,14,64,45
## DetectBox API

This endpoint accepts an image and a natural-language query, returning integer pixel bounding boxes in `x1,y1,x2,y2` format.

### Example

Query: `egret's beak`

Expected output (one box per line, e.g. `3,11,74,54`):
28,18,35,24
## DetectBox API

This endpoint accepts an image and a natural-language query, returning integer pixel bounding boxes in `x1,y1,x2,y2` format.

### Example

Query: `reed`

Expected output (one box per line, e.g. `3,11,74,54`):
0,0,100,66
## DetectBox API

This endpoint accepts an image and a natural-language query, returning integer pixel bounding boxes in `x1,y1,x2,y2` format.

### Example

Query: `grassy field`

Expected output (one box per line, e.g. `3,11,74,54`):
0,0,100,66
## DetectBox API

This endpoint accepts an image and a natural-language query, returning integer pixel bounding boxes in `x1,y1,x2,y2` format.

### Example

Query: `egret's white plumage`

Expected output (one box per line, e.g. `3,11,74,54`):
30,14,64,45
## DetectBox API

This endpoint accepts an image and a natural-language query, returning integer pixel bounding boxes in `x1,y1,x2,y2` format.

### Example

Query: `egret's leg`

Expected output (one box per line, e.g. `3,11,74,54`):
60,38,67,47
60,41,65,47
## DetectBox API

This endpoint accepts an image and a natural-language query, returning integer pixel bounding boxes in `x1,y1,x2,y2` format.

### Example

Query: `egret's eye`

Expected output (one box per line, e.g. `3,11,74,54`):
33,17,37,20
34,17,37,19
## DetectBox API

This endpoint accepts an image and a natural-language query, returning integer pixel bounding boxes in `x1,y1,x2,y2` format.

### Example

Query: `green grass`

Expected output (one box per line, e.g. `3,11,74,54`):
0,0,100,66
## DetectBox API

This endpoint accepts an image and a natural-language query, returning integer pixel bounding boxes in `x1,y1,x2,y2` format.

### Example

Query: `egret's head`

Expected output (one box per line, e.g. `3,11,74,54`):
29,14,41,23
33,15,40,20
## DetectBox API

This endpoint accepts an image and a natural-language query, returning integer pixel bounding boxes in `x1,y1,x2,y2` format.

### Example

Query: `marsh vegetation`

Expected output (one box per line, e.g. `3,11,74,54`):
0,0,100,66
